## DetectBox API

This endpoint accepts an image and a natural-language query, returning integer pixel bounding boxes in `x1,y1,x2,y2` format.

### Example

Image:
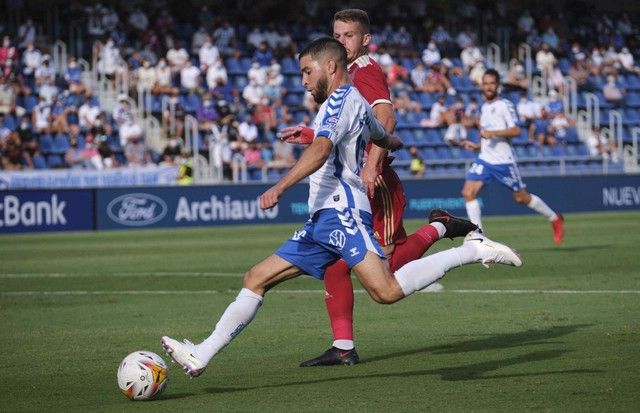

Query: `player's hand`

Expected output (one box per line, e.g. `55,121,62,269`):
460,140,480,151
259,185,283,210
479,129,493,139
277,125,314,145
360,163,379,198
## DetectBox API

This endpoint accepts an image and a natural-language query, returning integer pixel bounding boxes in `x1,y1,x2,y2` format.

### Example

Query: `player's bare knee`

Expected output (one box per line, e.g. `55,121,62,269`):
366,286,396,304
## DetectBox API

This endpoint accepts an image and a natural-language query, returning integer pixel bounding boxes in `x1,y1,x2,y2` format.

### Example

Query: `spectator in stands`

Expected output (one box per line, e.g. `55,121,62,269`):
213,19,237,57
0,36,17,68
410,61,428,90
569,57,594,91
409,146,425,176
160,137,183,166
421,94,448,128
252,41,273,68
463,96,480,128
238,114,259,144
536,42,555,78
503,60,528,92
197,94,219,131
244,141,263,179
469,60,486,87
1,132,31,170
264,63,284,103
120,117,149,166
136,59,156,93
393,91,422,116
21,42,41,88
96,134,117,168
517,92,542,142
65,135,91,169
541,27,559,52
603,74,625,107
153,58,174,95
78,93,100,132
545,89,564,117
247,26,265,52
618,47,640,75
545,111,575,146
166,39,189,74
163,89,185,139
32,95,52,134
35,55,56,88
128,7,149,34
430,25,453,55
64,57,85,94
97,36,120,83
112,94,132,128
0,75,16,115
421,41,441,68
242,79,264,108
419,63,453,95
199,36,221,72
443,97,467,144
190,25,208,55
460,41,484,73
17,17,36,49
585,126,619,162
180,60,201,93
547,62,565,95
247,61,267,86
206,60,228,92
271,136,295,169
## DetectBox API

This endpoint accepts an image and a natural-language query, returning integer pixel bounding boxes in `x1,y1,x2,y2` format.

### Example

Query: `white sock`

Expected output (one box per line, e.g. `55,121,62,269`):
430,222,446,238
527,194,557,221
195,288,263,364
394,245,481,296
333,339,354,350
465,199,483,231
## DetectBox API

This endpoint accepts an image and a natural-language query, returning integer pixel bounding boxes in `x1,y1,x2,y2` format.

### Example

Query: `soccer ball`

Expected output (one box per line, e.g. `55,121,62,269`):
117,351,169,400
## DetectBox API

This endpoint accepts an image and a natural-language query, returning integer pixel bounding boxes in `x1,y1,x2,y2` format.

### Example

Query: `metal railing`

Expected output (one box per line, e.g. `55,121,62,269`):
517,43,533,87
584,92,600,129
52,40,67,75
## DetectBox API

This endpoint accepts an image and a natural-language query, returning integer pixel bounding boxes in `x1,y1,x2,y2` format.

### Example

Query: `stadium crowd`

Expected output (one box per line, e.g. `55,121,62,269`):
0,1,638,177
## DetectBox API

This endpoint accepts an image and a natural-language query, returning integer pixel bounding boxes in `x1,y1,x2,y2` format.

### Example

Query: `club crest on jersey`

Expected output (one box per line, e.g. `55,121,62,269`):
329,230,346,250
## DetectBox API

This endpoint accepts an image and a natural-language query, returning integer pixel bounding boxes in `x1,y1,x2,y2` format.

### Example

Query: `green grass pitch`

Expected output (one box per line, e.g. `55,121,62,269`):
1,211,639,412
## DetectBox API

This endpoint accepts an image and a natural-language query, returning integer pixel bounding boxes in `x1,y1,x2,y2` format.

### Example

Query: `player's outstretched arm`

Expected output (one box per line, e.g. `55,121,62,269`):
479,126,520,139
259,137,333,209
277,125,315,145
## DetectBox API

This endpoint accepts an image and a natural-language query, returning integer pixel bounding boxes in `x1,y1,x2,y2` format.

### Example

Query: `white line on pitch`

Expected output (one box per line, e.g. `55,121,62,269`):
1,289,640,297
0,271,243,278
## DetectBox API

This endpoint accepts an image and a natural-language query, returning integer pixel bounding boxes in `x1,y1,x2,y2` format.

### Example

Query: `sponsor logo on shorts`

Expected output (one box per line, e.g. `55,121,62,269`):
329,229,346,250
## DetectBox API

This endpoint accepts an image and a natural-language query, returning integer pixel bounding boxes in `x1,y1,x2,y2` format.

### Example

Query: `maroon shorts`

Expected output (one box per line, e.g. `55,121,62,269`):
369,162,407,247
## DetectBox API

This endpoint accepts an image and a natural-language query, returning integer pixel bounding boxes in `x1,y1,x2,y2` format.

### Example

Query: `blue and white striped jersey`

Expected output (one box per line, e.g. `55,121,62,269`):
307,84,386,216
479,98,518,164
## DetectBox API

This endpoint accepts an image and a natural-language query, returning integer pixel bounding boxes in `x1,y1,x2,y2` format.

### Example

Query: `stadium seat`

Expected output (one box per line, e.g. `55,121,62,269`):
38,134,54,154
46,154,64,168
32,154,47,169
52,134,70,154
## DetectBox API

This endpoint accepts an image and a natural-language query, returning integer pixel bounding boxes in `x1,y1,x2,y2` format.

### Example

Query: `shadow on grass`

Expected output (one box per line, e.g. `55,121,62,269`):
364,324,592,363
202,325,601,394
523,244,611,253
204,350,601,395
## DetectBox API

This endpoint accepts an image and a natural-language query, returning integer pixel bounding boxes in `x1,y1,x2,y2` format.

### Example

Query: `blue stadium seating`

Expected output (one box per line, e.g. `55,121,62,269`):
38,134,54,154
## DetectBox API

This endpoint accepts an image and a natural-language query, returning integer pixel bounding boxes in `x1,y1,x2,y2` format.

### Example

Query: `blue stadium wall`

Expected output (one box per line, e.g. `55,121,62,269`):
1,175,639,233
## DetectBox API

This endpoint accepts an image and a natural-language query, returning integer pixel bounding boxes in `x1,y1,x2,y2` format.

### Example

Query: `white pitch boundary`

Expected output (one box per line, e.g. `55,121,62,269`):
2,289,640,297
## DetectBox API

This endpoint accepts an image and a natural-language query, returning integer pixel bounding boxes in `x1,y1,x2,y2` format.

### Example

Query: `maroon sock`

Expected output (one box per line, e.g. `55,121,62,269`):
388,224,440,270
323,259,354,341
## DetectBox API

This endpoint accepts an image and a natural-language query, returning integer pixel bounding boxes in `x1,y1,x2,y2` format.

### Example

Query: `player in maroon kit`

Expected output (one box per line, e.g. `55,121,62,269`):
279,9,478,366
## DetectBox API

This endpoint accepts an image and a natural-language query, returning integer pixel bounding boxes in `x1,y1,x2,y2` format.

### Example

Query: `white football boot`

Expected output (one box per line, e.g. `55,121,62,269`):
161,336,206,378
463,231,523,268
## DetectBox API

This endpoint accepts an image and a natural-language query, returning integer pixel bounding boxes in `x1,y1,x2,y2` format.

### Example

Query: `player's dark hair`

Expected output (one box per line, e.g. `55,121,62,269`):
483,68,501,84
298,37,347,69
333,8,370,33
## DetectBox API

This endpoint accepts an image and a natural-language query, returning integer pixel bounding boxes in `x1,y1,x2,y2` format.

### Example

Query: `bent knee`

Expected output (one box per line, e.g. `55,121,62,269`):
367,287,399,305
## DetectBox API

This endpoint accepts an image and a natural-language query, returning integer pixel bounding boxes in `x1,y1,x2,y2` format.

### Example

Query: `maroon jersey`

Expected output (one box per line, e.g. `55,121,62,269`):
348,55,392,108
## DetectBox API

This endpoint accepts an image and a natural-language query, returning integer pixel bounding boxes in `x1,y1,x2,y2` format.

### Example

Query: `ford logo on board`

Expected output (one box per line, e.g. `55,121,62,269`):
107,193,168,226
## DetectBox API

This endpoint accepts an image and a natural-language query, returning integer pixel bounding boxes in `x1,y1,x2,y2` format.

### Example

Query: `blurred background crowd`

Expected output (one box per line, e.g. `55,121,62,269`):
0,0,638,180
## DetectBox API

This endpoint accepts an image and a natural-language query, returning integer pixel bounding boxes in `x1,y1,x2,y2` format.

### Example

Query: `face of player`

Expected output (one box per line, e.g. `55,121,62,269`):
481,73,499,101
333,20,370,64
300,54,329,104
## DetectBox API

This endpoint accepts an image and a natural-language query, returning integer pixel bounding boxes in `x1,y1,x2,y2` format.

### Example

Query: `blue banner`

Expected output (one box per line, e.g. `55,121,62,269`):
94,174,639,231
0,190,94,233
95,184,311,230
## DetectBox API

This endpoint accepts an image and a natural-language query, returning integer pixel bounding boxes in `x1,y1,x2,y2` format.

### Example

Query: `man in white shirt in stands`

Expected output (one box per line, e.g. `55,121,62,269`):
460,69,565,244
180,60,201,92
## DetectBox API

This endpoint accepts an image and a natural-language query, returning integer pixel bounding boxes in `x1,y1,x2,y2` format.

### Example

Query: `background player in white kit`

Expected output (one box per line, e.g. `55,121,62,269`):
161,38,522,378
461,69,565,244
